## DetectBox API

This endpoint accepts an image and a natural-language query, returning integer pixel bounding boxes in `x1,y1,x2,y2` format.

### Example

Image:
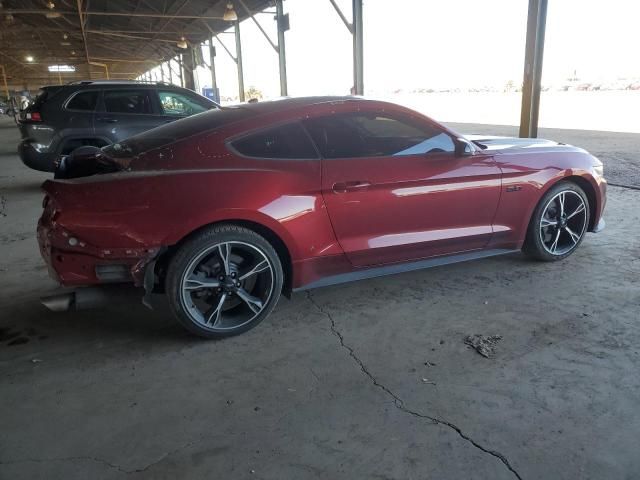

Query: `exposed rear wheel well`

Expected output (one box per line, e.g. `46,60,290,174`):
154,220,293,297
560,176,597,231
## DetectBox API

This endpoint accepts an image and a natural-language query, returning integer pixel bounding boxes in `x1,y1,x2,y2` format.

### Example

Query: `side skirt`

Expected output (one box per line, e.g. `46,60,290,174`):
294,248,520,291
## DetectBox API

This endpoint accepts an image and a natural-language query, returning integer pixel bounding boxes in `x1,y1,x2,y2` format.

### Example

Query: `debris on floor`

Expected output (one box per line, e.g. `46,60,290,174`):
464,334,503,358
421,378,436,385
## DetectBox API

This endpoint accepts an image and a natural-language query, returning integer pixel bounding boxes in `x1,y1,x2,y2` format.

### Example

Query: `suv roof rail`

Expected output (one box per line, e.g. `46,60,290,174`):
65,80,177,86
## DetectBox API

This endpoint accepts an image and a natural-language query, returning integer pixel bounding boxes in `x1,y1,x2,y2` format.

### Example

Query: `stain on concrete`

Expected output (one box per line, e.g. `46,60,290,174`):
0,326,47,347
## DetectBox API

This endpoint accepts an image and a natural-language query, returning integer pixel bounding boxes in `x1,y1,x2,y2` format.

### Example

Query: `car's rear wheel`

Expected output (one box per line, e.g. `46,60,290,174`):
523,181,590,261
166,225,283,338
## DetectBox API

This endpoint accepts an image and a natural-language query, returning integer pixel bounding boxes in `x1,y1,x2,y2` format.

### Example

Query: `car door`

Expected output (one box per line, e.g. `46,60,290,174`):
96,88,168,143
304,110,502,267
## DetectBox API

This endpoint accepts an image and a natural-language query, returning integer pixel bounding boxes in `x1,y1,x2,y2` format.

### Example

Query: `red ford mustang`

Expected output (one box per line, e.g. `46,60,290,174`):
38,97,606,337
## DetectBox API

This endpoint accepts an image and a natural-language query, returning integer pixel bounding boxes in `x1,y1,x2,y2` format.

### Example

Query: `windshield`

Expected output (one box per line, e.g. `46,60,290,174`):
102,106,253,159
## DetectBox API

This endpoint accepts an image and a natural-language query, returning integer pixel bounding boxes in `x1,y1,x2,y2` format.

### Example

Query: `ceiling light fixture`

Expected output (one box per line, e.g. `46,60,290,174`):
49,65,75,72
223,2,237,22
177,36,188,49
25,55,34,62
46,1,55,9
63,33,68,39
45,11,61,18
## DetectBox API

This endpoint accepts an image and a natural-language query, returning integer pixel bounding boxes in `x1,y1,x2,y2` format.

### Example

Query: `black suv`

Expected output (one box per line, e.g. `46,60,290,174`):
18,81,218,172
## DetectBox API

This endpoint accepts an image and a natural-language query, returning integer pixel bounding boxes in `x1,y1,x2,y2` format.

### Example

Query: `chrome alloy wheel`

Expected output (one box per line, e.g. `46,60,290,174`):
179,241,274,331
539,190,588,256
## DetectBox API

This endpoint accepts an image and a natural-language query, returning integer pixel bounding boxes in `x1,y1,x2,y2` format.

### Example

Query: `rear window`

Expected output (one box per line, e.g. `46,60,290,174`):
27,87,61,111
231,123,318,159
32,89,49,108
66,91,98,111
102,106,254,159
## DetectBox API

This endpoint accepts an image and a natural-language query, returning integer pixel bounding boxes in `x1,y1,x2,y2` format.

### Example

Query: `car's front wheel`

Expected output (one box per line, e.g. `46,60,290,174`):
523,181,590,261
166,225,283,338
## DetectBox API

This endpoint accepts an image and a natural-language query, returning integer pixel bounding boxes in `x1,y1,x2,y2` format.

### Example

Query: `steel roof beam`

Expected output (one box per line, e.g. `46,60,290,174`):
2,9,225,20
328,0,353,34
237,0,278,52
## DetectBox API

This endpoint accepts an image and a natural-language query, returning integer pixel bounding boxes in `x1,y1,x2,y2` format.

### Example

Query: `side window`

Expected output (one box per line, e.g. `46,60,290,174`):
304,113,455,159
104,90,152,114
231,123,318,159
66,91,98,111
158,91,208,116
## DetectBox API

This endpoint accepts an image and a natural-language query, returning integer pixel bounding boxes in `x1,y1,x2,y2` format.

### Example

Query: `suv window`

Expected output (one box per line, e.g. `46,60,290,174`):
158,90,208,116
304,113,455,159
104,90,153,114
231,123,318,159
66,91,98,111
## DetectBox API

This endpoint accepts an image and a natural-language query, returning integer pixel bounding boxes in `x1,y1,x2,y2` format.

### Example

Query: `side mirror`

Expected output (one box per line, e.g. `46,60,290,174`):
454,138,475,157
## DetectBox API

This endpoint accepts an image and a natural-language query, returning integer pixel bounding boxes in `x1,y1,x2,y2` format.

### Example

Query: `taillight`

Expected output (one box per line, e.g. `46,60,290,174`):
26,112,42,121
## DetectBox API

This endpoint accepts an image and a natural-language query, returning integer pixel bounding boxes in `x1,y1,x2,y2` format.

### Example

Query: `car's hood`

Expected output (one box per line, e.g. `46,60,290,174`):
465,135,587,154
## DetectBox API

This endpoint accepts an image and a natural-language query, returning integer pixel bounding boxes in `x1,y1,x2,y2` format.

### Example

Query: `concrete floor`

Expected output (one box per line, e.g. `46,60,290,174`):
1,116,639,480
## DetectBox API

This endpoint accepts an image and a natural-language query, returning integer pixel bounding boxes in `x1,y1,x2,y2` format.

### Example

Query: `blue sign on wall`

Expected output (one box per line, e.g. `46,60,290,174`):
202,87,220,104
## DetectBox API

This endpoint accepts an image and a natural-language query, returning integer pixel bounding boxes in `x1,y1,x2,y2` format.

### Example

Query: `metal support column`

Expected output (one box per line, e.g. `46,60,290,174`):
352,0,364,95
275,0,288,96
0,65,9,101
209,38,218,101
235,20,245,102
168,59,174,84
182,48,196,91
519,0,548,138
177,55,184,87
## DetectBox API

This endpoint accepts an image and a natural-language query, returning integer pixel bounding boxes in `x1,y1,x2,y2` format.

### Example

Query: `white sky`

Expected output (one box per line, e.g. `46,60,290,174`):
177,0,640,99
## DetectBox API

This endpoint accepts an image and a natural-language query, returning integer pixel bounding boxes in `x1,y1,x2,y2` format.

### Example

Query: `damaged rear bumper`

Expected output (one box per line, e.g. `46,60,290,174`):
37,215,161,288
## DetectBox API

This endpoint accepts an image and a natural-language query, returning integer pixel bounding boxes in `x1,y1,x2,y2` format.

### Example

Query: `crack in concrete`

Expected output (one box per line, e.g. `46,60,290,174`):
306,291,523,480
0,456,129,474
0,441,194,475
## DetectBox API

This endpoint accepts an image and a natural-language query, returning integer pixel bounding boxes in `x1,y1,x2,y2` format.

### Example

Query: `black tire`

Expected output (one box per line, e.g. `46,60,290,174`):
166,224,284,338
523,181,590,261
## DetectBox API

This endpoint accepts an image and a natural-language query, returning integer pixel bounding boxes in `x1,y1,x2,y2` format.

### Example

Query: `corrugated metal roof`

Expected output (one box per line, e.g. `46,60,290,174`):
0,0,272,84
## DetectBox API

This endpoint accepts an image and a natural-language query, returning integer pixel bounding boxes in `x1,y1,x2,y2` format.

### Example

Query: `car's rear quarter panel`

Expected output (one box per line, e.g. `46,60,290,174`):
41,127,343,286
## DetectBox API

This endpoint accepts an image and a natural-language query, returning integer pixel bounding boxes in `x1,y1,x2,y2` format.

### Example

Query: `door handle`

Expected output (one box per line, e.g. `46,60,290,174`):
332,180,371,193
97,117,118,123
